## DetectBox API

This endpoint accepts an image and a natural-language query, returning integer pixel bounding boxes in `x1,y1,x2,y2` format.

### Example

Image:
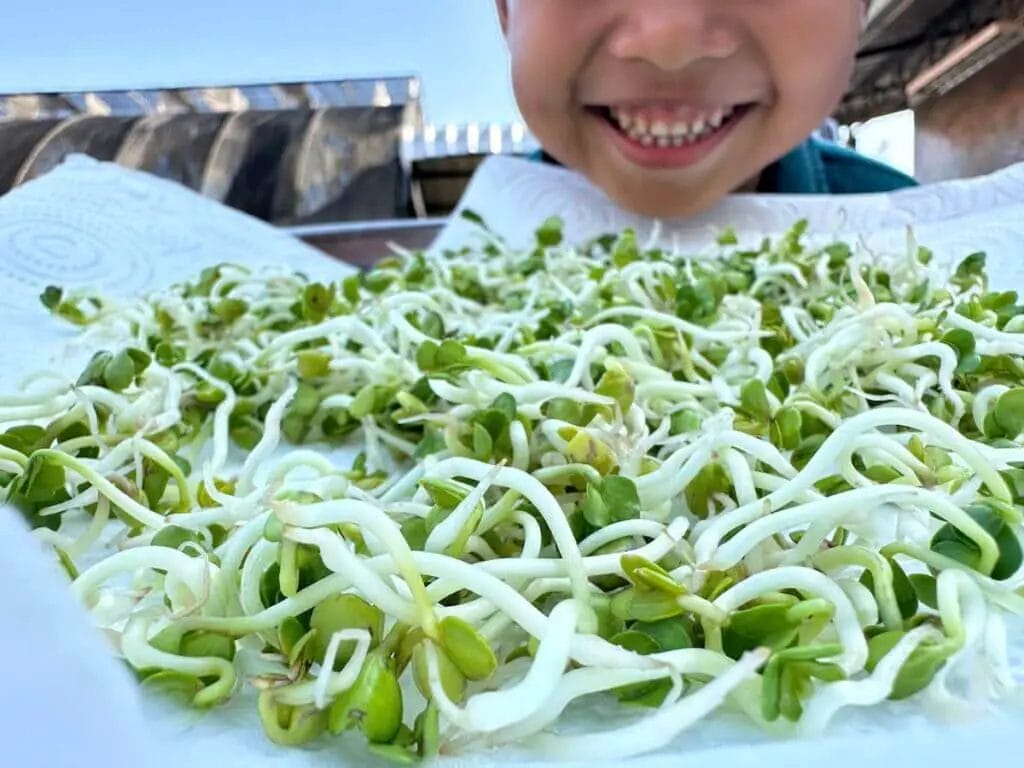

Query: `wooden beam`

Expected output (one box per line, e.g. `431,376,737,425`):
907,20,1024,104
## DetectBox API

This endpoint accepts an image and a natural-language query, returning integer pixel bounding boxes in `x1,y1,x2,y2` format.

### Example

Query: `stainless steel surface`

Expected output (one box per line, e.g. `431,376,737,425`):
286,217,448,238
292,217,446,269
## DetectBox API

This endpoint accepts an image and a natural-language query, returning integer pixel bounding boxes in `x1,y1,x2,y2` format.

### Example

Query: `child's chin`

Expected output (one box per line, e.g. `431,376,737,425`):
599,176,730,220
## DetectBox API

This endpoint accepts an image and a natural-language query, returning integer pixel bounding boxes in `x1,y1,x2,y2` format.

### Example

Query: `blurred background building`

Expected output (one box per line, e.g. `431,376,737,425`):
0,0,1022,231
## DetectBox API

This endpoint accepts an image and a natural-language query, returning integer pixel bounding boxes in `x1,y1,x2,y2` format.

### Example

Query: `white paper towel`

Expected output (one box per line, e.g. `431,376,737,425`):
439,156,1024,288
0,155,353,392
2,155,1024,768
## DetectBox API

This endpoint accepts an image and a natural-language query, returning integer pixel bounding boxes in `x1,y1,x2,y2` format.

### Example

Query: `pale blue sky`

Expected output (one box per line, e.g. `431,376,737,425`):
0,0,522,126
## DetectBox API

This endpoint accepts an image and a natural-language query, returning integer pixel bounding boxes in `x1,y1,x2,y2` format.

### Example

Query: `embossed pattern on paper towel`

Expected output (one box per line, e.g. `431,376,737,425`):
0,155,354,390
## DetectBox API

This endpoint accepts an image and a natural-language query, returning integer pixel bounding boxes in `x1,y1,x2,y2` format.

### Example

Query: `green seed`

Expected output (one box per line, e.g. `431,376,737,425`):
412,642,466,702
259,690,327,746
439,616,497,681
309,594,384,668
328,655,403,743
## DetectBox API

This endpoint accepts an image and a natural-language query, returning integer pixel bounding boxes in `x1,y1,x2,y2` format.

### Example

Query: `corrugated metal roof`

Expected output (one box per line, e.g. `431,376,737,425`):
0,77,422,223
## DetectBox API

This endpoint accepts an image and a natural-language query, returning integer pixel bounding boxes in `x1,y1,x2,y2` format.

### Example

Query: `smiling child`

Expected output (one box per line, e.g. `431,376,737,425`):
495,0,916,218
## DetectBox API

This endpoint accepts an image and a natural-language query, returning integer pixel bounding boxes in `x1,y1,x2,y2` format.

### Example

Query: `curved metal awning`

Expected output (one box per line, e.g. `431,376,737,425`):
0,77,422,224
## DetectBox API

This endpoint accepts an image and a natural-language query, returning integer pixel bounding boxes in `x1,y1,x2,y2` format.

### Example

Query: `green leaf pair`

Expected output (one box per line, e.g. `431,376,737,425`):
595,362,636,414
950,252,987,292
739,379,772,423
930,503,1023,580
723,599,834,660
621,554,685,596
302,282,336,323
8,451,69,531
940,329,981,375
39,285,103,326
859,557,919,621
416,339,468,373
535,216,565,248
760,644,845,722
866,631,952,700
581,475,642,529
309,594,385,669
684,462,732,519
669,410,703,436
296,350,332,380
563,428,618,476
611,588,685,623
991,388,1024,440
675,272,726,325
466,393,519,461
347,384,395,421
769,406,803,451
77,348,151,392
608,619,694,706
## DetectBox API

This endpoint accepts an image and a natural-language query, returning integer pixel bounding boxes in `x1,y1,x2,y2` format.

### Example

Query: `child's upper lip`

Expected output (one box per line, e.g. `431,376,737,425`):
594,100,751,126
596,98,751,111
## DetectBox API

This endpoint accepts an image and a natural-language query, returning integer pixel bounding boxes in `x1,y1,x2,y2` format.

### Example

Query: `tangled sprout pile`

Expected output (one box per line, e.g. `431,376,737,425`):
4,215,1024,762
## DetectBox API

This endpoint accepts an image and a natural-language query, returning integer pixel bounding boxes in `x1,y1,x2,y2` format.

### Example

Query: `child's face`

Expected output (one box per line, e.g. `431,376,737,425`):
497,0,866,217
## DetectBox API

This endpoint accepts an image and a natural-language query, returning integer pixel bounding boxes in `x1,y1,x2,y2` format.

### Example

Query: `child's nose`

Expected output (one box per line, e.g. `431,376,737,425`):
607,0,740,72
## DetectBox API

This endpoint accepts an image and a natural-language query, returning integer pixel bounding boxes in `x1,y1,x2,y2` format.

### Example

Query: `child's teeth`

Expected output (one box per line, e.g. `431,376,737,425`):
609,106,739,145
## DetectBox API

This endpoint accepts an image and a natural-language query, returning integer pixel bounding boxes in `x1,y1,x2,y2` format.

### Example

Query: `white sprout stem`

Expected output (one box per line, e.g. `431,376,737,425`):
530,649,768,762
236,378,298,495
37,450,166,529
713,567,867,673
578,519,669,555
423,462,502,554
66,495,112,558
174,363,236,478
707,485,998,576
121,617,235,706
312,628,372,710
695,407,1012,561
181,573,354,636
277,502,436,632
426,458,594,616
285,527,419,624
813,546,903,630
73,546,210,607
586,306,760,343
0,392,77,423
434,599,580,734
485,648,752,746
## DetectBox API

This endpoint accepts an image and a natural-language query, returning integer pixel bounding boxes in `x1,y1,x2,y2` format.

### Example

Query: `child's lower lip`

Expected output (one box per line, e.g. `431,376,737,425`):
595,106,750,170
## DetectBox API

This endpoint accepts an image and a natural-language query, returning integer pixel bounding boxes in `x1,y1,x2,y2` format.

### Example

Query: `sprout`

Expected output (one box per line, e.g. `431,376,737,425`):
10,217,1024,762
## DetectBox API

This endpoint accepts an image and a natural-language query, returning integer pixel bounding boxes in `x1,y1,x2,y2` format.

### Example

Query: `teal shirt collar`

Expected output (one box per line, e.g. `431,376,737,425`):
760,139,831,194
766,138,918,195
